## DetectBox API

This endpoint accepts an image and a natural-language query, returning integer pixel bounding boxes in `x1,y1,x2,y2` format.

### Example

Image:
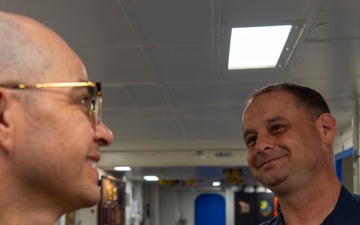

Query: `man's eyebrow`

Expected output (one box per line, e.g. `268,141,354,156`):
266,116,289,124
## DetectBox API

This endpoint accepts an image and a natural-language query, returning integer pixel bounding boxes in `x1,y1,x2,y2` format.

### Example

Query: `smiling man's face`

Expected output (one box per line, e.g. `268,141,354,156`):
242,90,326,192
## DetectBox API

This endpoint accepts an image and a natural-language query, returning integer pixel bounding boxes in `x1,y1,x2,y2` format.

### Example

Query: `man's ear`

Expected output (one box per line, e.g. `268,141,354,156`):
0,89,14,154
318,113,337,145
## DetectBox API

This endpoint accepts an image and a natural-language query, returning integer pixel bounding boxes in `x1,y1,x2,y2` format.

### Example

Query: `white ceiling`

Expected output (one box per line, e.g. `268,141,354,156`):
2,0,360,186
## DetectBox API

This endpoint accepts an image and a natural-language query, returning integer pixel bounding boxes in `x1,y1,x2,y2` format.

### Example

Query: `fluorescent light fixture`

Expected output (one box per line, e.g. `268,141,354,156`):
231,185,242,192
228,25,292,70
212,181,221,187
243,185,255,193
114,166,131,171
144,175,159,181
255,185,266,193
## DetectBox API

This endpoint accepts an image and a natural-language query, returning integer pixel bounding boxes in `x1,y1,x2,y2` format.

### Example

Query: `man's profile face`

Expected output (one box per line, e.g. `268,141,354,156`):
10,25,112,211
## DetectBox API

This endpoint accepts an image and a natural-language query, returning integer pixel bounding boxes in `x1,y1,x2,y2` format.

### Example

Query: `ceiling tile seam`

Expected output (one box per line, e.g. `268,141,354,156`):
115,0,171,88
109,0,189,145
115,0,184,128
113,0,190,143
116,0,147,42
282,0,328,76
122,85,140,107
305,36,360,43
135,46,189,142
115,0,169,85
212,0,222,81
73,43,212,50
161,86,189,148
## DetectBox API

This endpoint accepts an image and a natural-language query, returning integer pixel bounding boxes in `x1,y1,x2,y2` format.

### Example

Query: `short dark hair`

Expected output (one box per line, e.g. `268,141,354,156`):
245,82,330,121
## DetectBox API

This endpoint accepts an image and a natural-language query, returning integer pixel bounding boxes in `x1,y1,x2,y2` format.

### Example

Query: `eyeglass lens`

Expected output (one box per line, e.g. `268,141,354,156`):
90,83,102,125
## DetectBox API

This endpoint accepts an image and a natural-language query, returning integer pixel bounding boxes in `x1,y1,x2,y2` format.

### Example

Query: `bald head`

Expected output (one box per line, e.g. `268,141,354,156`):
0,11,83,85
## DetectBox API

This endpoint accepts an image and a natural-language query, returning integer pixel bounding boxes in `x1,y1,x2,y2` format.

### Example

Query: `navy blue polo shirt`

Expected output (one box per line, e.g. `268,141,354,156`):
260,186,360,225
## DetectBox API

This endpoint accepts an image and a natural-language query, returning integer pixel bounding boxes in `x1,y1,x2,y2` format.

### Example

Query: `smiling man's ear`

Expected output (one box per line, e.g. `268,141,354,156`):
0,89,14,154
318,113,337,145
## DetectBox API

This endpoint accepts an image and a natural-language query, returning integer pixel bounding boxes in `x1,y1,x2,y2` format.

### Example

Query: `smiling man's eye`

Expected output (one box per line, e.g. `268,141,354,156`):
271,124,285,132
246,136,257,146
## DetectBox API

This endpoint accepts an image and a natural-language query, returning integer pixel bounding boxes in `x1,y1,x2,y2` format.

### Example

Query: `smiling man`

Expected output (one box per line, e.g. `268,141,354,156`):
0,11,113,225
242,83,360,225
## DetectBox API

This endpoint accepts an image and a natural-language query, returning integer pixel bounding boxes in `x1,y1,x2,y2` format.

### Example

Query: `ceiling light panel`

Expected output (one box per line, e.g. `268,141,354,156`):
228,25,292,70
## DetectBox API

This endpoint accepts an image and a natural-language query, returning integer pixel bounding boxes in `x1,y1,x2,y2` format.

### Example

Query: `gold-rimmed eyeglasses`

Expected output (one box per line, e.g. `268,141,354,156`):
0,81,102,125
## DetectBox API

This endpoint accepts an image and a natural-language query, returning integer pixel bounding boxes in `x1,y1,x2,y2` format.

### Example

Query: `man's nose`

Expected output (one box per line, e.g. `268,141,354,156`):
255,134,273,154
95,121,114,146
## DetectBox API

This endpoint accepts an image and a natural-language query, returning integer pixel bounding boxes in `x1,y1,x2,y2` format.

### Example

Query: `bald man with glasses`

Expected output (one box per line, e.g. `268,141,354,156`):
0,11,113,225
